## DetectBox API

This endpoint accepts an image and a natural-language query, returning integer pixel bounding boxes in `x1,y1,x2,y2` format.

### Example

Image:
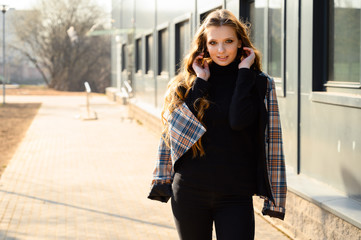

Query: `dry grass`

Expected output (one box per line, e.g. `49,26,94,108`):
0,102,41,177
5,85,102,96
0,85,101,177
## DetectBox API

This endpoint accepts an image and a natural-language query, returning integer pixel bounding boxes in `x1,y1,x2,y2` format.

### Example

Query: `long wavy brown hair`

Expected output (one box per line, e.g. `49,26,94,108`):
162,9,262,157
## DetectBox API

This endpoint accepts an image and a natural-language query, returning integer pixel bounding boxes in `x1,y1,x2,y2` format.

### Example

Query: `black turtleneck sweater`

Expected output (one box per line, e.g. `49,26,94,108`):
173,61,259,195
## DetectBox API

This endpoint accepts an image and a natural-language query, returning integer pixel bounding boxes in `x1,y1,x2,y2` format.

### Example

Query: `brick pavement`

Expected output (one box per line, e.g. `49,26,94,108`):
0,95,290,240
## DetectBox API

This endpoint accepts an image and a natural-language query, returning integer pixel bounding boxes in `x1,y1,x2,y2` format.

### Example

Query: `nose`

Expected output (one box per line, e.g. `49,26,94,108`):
218,43,225,53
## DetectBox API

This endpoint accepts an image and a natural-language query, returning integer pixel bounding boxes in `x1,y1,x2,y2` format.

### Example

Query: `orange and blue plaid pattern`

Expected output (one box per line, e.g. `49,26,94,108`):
262,74,287,218
151,103,206,184
151,75,287,218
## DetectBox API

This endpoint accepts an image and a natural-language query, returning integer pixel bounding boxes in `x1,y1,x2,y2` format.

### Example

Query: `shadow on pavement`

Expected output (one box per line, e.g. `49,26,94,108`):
0,231,20,240
0,189,175,230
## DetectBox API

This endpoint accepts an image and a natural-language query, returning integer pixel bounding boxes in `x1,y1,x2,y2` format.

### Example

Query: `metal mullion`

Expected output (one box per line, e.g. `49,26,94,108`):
263,0,269,73
117,39,122,90
280,0,286,97
297,0,301,174
154,0,158,108
194,0,198,35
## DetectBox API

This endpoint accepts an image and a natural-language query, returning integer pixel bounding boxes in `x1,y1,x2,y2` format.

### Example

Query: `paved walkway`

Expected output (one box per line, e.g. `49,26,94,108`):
0,95,290,240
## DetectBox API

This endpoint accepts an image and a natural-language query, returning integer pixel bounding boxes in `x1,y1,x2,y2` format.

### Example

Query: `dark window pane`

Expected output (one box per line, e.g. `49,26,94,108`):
121,44,127,71
175,20,190,73
136,38,142,72
146,34,153,74
158,28,169,74
329,0,360,82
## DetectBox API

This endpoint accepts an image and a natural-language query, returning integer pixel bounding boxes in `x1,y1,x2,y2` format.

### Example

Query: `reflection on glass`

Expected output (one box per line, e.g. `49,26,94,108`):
251,1,265,68
268,0,282,78
329,0,360,82
251,0,282,78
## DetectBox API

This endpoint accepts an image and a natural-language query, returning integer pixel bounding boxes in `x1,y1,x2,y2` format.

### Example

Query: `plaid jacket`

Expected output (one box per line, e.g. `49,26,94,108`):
148,74,287,220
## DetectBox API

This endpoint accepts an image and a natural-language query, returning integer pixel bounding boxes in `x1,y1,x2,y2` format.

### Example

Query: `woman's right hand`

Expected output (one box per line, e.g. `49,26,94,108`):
192,53,210,81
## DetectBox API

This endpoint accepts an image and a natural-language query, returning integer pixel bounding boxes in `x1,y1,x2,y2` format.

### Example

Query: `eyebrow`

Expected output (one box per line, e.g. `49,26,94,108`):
207,37,236,41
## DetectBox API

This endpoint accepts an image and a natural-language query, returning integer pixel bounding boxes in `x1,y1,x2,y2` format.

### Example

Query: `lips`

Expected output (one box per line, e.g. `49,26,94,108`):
217,56,228,61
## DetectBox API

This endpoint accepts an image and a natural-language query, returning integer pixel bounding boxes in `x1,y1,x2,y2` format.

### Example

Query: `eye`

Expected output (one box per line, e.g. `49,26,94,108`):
225,39,233,43
208,41,217,45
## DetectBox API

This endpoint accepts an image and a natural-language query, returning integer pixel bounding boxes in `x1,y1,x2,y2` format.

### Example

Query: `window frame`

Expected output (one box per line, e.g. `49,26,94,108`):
311,0,361,108
324,0,361,90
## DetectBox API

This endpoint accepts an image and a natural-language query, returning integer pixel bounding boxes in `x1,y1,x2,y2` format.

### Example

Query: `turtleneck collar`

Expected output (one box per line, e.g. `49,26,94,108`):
209,60,239,76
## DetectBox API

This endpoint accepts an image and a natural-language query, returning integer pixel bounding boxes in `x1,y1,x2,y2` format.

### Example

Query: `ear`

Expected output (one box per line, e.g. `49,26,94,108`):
238,40,242,48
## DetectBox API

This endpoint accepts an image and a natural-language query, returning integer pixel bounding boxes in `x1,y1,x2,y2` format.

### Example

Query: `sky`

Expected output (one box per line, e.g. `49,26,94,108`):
2,0,111,12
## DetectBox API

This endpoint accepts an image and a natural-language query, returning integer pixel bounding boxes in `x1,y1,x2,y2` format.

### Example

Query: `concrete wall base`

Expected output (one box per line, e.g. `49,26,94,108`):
105,87,118,102
253,190,361,240
105,87,130,105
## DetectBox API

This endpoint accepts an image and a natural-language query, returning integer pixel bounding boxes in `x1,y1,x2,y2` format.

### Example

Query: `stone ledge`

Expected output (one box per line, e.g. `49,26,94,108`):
253,172,361,239
128,100,162,136
105,87,118,101
310,91,361,109
286,172,361,230
253,190,361,240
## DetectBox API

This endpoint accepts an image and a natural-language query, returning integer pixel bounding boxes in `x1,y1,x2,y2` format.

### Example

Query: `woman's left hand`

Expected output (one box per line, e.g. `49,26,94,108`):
238,47,255,69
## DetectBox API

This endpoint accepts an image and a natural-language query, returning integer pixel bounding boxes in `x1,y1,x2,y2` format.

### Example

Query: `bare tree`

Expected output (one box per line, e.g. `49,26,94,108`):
11,0,111,92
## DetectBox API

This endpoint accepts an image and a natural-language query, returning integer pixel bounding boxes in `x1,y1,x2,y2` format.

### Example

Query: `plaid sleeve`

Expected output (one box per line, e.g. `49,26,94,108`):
148,102,206,203
168,103,206,162
151,136,174,185
262,77,287,220
148,136,173,203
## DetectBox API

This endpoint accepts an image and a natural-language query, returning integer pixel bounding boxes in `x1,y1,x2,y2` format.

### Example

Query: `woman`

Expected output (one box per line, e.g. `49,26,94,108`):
148,9,286,240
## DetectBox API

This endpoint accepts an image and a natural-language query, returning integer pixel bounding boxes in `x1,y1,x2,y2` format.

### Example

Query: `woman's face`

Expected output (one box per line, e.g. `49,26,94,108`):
205,25,242,66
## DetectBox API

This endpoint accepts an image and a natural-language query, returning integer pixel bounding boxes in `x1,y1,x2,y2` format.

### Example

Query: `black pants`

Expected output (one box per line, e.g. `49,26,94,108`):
171,182,255,240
